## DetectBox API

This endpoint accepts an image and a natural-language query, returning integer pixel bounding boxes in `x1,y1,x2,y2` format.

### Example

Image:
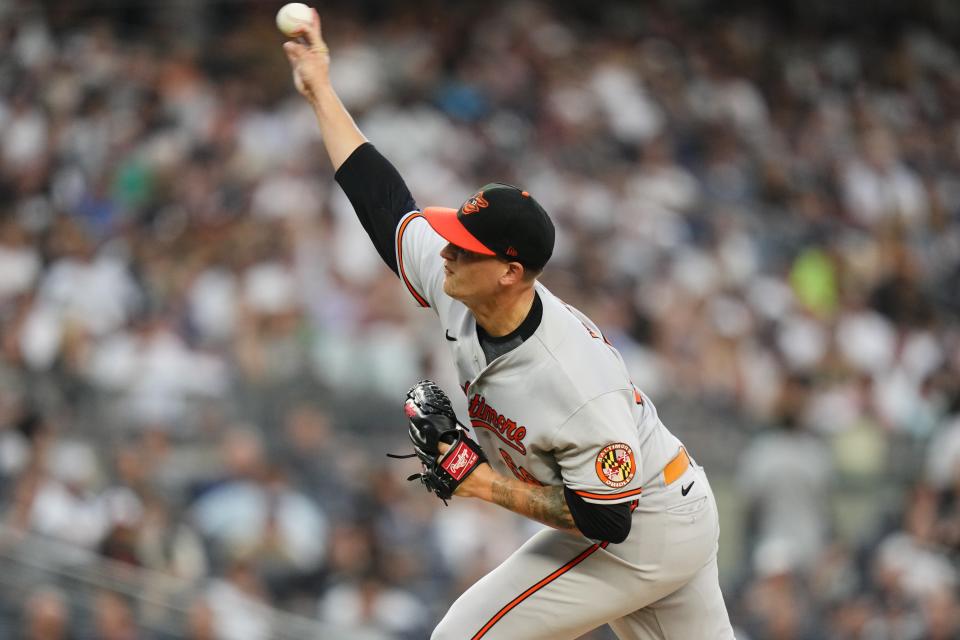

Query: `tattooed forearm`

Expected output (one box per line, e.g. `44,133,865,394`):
491,478,578,532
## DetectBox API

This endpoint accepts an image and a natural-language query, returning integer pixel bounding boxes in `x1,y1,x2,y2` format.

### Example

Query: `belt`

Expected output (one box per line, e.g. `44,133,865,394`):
662,446,690,486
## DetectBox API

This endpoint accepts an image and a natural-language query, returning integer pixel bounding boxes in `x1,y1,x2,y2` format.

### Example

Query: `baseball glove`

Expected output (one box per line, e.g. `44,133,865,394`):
387,380,487,503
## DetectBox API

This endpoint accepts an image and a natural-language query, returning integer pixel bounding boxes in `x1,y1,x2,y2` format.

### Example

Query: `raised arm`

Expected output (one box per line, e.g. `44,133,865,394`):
282,10,418,276
282,9,365,170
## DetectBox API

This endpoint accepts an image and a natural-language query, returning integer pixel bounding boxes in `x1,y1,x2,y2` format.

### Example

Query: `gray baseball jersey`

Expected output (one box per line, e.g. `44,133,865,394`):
396,211,735,639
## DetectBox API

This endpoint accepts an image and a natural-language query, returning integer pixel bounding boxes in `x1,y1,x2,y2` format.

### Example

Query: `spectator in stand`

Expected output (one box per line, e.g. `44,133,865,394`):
22,586,73,640
190,425,327,595
737,376,834,571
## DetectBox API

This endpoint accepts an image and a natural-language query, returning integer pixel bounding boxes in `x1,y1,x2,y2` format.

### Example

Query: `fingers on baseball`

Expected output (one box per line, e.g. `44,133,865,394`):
290,9,324,49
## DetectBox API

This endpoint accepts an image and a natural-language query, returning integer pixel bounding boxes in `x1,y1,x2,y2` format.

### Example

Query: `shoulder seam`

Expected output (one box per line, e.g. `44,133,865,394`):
548,387,634,445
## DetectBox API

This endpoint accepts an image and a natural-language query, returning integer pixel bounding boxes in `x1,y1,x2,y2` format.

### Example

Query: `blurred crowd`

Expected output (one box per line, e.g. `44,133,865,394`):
0,0,959,638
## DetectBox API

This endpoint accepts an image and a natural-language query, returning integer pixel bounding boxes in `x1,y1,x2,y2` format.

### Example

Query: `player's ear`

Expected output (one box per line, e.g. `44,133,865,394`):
500,261,526,286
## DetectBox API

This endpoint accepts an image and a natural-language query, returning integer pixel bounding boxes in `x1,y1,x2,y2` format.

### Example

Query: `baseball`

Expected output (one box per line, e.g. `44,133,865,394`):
276,3,313,37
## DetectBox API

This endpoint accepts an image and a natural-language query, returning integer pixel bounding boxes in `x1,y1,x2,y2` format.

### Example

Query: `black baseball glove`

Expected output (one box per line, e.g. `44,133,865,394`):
388,380,487,503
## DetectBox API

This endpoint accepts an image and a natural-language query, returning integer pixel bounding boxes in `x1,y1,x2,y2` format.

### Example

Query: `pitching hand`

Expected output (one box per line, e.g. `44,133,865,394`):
282,8,330,103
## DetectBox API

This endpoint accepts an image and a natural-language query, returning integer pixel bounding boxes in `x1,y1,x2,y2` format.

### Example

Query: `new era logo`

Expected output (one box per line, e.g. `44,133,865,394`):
442,442,478,480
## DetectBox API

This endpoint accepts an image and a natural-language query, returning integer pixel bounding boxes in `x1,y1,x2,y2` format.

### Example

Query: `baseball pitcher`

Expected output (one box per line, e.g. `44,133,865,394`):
283,10,736,639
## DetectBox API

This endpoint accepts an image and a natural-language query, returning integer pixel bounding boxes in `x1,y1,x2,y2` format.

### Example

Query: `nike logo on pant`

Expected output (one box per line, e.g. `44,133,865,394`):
681,481,695,496
445,330,457,342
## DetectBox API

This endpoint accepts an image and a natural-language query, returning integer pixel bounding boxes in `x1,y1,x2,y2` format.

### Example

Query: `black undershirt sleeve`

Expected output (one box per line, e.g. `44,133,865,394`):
563,486,632,544
334,142,418,275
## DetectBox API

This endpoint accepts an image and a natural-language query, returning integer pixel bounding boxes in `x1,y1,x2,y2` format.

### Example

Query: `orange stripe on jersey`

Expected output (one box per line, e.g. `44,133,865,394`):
396,213,430,308
471,541,610,639
574,487,643,501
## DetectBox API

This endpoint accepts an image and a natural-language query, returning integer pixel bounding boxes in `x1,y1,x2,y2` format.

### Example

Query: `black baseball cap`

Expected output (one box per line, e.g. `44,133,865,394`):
422,183,555,271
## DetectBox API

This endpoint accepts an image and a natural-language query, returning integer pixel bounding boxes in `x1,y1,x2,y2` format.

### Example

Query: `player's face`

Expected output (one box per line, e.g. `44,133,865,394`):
440,243,510,302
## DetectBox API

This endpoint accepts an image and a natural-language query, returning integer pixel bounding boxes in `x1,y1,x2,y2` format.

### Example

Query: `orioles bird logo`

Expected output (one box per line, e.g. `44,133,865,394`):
461,191,489,215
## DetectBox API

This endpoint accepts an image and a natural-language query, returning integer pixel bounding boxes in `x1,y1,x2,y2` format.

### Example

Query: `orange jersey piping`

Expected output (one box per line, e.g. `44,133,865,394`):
573,487,644,501
396,213,430,308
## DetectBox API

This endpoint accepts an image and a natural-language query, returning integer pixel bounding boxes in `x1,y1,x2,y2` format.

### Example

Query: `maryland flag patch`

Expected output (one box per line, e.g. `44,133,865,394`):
595,443,636,488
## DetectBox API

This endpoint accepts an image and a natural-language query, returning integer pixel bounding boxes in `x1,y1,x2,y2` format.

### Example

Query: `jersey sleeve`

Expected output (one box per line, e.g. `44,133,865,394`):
551,390,644,505
334,143,418,275
395,210,447,310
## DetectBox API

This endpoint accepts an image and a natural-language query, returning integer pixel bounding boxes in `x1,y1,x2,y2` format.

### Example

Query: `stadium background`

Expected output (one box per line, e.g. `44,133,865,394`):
1,0,959,637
